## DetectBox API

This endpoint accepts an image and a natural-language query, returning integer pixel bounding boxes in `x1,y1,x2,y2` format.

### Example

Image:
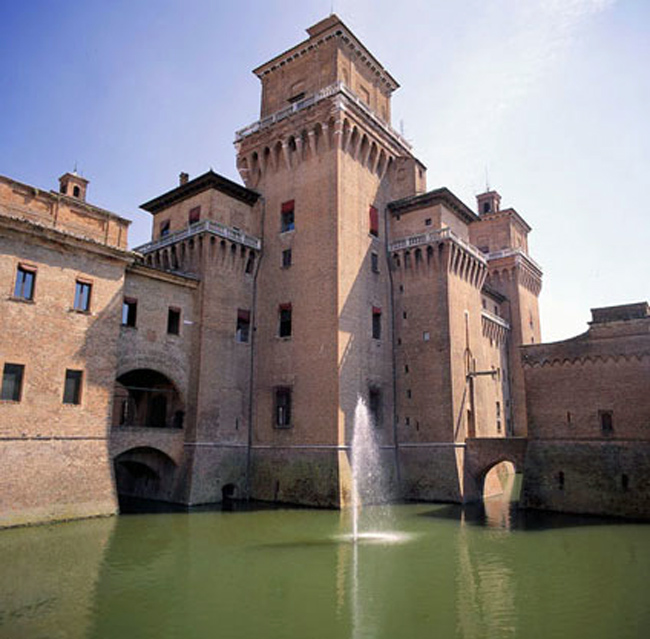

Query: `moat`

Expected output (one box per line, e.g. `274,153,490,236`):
1,500,648,639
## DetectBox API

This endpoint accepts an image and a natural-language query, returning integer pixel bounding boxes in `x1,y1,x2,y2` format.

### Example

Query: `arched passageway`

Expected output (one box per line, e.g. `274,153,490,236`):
113,369,184,429
113,446,178,506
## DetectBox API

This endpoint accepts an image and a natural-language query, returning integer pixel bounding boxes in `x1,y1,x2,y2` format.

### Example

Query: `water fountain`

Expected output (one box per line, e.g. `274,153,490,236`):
348,397,400,544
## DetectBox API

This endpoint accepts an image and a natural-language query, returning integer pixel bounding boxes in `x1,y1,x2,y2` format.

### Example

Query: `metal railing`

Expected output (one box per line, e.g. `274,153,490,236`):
134,219,262,254
483,247,542,273
389,227,486,262
235,81,412,151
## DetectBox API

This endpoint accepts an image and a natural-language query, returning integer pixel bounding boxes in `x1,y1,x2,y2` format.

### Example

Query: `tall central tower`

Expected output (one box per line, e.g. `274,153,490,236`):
235,15,423,506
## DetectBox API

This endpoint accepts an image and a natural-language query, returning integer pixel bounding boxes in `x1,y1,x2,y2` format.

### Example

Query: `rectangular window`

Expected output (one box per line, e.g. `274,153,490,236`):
236,309,251,343
63,369,82,405
425,218,432,226
369,205,379,237
369,388,381,426
122,298,137,327
371,252,379,273
279,303,292,337
282,248,292,268
1,363,24,401
275,387,292,427
167,307,181,335
160,220,170,237
13,265,36,301
372,306,381,340
188,206,201,224
281,200,295,233
74,280,92,312
600,410,613,434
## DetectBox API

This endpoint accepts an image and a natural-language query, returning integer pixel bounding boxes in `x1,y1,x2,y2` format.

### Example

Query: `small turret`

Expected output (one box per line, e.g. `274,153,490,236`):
59,171,89,202
477,190,501,216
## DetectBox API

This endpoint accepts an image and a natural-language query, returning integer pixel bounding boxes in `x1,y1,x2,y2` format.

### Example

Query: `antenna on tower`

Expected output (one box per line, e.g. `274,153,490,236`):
484,165,491,192
330,0,335,15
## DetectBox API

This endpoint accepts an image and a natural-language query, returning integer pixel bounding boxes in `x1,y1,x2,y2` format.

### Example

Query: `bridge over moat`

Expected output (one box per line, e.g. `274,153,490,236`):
462,437,528,502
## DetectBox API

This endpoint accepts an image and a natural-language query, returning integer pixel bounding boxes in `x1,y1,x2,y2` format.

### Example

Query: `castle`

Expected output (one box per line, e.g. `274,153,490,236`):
1,16,648,528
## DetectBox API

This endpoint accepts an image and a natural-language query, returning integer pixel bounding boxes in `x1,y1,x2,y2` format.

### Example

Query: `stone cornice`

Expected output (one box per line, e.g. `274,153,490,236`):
127,263,199,288
253,15,399,92
0,213,136,264
140,170,260,214
388,187,479,224
0,174,131,226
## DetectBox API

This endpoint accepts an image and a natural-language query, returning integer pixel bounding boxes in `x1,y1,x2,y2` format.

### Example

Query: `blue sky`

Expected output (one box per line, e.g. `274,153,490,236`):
1,0,648,341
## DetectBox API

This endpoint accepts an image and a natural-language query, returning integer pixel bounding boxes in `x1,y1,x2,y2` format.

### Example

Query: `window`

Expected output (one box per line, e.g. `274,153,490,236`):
73,185,80,198
372,306,381,340
281,200,295,232
557,471,565,490
282,249,292,268
369,205,379,237
483,202,491,214
63,369,82,405
167,307,181,335
423,331,430,341
369,388,381,425
406,389,412,399
236,309,251,343
188,206,201,224
74,280,92,312
371,252,379,273
1,363,24,401
279,303,292,337
160,220,170,237
13,265,35,301
287,92,305,104
122,298,137,327
600,410,613,434
425,218,432,226
275,387,292,427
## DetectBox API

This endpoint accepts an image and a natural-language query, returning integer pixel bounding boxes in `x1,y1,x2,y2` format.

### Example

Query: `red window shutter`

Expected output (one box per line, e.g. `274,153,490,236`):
281,200,295,213
279,303,292,311
372,306,381,315
369,206,379,236
237,309,251,321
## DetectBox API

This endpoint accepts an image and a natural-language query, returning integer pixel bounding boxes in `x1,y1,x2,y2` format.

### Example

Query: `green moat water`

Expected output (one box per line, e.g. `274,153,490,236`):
1,501,648,639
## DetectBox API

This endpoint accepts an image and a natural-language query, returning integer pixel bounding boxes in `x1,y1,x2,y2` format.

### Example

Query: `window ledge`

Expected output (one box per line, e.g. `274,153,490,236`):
7,296,34,304
121,324,137,330
70,308,92,315
276,336,292,341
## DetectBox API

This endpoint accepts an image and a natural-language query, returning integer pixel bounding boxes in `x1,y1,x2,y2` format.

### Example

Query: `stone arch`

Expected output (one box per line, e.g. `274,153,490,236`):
313,122,323,154
262,146,271,173
358,133,369,163
368,142,378,171
273,140,284,171
113,446,178,505
300,129,310,161
328,116,337,148
113,368,185,429
342,118,351,150
348,126,360,156
376,149,386,176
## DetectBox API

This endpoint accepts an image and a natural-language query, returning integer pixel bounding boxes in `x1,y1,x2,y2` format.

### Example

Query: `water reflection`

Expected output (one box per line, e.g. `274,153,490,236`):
1,504,648,639
0,516,115,639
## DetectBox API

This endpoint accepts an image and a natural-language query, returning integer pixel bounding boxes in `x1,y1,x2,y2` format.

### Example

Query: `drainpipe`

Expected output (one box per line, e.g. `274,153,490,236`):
384,203,401,493
245,196,265,500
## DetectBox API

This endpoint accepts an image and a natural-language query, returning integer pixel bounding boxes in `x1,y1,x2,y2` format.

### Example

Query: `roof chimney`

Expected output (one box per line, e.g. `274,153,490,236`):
179,172,189,186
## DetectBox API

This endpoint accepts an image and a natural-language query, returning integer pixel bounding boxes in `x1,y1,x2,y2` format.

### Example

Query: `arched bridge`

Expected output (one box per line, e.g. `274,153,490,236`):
463,437,528,502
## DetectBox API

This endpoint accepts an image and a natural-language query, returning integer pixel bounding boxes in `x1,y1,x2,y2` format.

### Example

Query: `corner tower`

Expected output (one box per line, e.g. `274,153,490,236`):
235,15,422,506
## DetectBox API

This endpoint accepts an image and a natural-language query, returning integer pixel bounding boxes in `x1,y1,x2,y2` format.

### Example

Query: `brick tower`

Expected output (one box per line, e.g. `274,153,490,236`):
235,15,419,505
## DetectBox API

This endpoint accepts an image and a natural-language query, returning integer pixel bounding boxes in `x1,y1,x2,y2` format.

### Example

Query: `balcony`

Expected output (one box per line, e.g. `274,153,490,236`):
134,219,262,254
234,81,412,151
